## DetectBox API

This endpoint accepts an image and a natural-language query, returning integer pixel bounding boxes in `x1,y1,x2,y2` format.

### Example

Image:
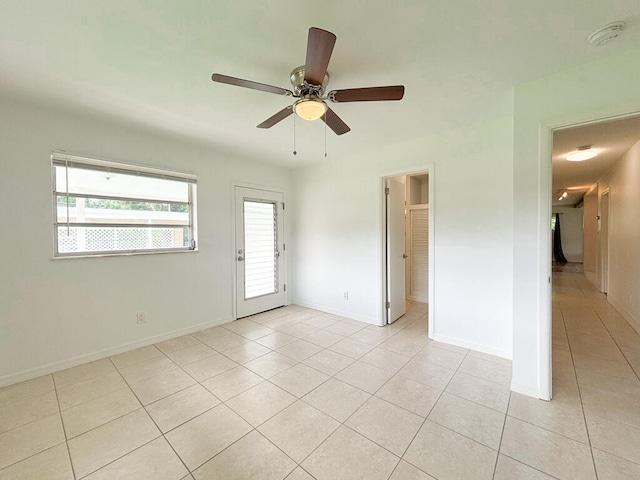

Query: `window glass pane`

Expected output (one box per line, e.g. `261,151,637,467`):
244,200,277,299
56,196,189,225
57,226,189,253
55,166,189,202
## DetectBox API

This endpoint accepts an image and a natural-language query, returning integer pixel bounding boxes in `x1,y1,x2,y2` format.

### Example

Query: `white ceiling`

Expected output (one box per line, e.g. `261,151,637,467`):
553,114,640,206
1,1,639,167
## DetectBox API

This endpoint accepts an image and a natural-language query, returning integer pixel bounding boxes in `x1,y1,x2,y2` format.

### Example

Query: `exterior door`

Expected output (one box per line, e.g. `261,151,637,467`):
386,178,407,323
235,187,285,318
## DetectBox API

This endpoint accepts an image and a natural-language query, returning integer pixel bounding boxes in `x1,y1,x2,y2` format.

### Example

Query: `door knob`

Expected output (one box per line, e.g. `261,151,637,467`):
402,254,408,259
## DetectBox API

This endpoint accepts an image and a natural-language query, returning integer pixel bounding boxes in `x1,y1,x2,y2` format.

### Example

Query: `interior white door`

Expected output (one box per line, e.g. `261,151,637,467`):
386,178,406,323
235,187,285,318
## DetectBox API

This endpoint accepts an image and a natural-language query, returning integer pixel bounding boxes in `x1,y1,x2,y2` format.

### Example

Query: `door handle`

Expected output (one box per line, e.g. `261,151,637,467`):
402,254,408,259
237,256,244,261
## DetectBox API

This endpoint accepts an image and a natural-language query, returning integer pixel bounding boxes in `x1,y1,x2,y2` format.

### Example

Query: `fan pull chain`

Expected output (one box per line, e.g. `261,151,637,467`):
324,112,328,158
293,112,297,155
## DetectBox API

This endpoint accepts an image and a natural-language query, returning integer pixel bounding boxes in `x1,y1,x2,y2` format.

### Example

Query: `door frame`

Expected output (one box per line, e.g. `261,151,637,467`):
231,182,288,321
600,188,610,294
378,164,434,336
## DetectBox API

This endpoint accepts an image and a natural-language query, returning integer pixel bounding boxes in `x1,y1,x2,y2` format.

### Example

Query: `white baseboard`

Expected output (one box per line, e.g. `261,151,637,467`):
432,334,512,360
293,301,378,325
511,381,544,399
608,298,640,336
0,315,233,388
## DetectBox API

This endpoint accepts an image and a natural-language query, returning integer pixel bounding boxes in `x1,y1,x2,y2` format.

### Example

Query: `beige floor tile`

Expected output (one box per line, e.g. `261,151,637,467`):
569,339,628,363
200,366,264,401
62,387,140,438
325,321,365,337
0,390,59,434
258,401,340,463
281,323,321,339
54,359,116,389
346,396,423,456
360,347,411,373
329,338,375,359
0,414,65,470
508,391,588,443
302,425,399,480
226,381,296,427
445,371,510,413
389,460,436,479
302,350,354,376
244,351,297,378
155,334,201,354
466,350,511,366
118,356,180,384
285,467,316,480
222,319,275,340
83,437,188,480
335,361,394,394
404,420,497,480
254,331,298,349
592,448,640,480
379,334,424,357
165,404,251,470
458,356,512,387
56,370,127,410
0,444,73,480
270,363,330,398
68,409,160,478
146,384,220,433
202,332,250,352
192,326,232,345
428,392,505,449
552,347,573,365
262,316,299,331
110,345,164,369
575,367,640,397
165,343,216,367
580,386,640,429
413,345,466,370
302,313,340,329
493,454,555,480
0,375,54,410
572,352,637,380
222,341,272,364
397,359,456,391
129,368,196,405
277,339,323,362
427,340,469,355
302,378,371,422
585,412,640,464
181,353,238,382
193,430,296,480
350,326,398,346
500,416,596,480
375,375,440,417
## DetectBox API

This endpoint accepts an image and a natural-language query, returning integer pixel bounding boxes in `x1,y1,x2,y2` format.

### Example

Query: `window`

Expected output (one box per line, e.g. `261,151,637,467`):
52,153,197,257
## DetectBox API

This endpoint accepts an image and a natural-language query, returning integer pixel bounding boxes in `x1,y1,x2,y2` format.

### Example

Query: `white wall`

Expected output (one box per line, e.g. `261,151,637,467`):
597,138,640,333
291,115,514,358
0,97,290,386
513,46,640,399
552,206,583,263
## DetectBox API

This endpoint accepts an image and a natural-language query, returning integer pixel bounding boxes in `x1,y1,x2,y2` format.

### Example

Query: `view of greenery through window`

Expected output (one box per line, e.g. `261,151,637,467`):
56,196,188,213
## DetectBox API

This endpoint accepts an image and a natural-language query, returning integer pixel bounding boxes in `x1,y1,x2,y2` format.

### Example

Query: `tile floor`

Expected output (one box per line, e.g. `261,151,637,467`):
1,272,639,479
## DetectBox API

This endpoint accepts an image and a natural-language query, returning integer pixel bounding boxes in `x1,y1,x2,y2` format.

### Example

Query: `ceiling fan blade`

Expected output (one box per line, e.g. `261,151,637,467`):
329,85,405,103
321,108,351,135
304,27,337,86
257,106,294,129
212,73,293,96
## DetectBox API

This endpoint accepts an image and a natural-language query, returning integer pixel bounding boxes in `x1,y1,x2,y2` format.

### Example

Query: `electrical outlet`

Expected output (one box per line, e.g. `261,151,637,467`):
136,312,146,324
343,291,349,300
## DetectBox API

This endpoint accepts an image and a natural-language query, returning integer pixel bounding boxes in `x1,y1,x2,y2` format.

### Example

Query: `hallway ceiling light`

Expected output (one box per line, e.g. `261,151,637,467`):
558,191,568,201
567,146,597,162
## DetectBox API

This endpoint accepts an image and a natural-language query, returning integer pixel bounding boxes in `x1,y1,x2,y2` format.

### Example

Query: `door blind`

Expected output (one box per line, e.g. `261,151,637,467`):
243,200,278,299
410,209,429,299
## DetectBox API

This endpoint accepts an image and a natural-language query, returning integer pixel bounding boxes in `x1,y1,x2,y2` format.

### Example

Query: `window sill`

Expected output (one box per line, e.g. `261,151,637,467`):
50,249,199,260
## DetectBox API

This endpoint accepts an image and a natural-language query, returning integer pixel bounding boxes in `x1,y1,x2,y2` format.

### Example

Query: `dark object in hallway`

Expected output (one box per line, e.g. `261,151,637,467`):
553,213,568,263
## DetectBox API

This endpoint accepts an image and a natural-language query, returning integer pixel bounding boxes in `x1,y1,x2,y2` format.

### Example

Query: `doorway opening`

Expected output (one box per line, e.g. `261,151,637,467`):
381,168,434,336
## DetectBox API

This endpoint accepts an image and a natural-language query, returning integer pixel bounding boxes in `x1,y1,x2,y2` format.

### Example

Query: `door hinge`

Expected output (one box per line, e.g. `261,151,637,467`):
282,202,285,210
385,301,390,308
385,187,390,195
283,243,286,251
284,284,286,292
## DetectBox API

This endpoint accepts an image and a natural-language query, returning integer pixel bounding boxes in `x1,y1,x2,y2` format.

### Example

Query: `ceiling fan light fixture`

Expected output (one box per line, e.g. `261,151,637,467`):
294,99,327,121
567,146,598,162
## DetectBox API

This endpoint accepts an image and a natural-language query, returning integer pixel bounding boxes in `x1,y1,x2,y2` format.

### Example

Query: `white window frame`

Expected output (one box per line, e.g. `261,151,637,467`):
52,152,198,257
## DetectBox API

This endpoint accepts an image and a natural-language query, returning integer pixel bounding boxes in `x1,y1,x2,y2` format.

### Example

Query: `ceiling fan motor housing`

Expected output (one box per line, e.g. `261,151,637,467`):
290,65,329,96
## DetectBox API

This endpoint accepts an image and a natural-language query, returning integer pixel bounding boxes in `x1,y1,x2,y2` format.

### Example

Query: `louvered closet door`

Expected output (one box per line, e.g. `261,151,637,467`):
235,187,285,318
410,208,429,302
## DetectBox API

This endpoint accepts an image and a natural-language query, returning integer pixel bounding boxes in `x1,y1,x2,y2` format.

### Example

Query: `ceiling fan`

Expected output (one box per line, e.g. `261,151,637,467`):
211,27,405,135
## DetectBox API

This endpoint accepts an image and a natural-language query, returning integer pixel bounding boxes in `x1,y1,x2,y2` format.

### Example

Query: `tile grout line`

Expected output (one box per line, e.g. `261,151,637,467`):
52,375,78,480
